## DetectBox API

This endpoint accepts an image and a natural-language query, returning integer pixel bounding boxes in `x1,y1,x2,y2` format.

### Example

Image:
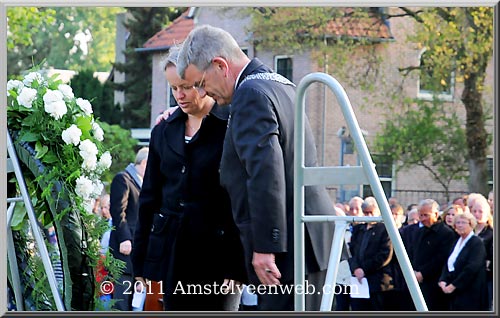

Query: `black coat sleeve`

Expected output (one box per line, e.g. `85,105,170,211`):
230,86,287,253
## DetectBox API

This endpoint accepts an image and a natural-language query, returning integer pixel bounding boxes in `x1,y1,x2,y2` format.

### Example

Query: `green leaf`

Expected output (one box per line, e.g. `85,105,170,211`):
42,151,59,164
20,131,39,142
76,115,93,135
10,203,28,231
35,141,49,159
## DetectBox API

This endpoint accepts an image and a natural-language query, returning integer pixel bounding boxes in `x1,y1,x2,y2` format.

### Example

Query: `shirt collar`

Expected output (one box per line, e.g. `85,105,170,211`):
235,60,252,90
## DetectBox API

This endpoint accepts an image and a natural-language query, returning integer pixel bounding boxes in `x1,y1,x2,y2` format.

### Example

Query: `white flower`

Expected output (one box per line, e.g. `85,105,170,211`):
97,151,112,170
44,99,68,120
43,89,67,119
58,84,74,99
43,89,64,104
92,180,104,198
7,80,24,96
75,175,94,200
92,122,104,141
76,98,93,116
61,124,82,146
79,139,98,157
16,87,38,108
82,200,94,214
81,154,98,171
23,72,44,86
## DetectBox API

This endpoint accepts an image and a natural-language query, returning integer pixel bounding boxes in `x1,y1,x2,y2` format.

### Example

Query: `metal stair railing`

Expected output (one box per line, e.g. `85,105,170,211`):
293,73,427,311
7,130,66,311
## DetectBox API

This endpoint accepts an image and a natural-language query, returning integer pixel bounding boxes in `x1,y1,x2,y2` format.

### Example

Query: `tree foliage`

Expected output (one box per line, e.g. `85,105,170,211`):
374,101,469,201
112,7,184,128
399,7,493,195
7,7,125,76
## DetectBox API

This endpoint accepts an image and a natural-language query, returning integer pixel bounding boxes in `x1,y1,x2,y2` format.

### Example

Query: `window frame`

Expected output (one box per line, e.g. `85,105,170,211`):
274,55,293,82
417,49,455,102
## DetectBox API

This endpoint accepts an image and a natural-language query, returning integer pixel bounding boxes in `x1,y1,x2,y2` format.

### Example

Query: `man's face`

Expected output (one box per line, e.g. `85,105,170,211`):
418,205,438,227
183,62,233,106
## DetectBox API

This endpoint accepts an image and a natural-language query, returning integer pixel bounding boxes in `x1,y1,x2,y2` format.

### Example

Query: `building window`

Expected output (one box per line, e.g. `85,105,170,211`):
362,154,394,199
274,55,293,81
487,156,493,190
417,49,454,102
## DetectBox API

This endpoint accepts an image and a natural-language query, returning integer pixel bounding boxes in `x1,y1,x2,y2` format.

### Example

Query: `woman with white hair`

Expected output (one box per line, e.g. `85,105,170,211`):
471,194,493,310
438,212,488,310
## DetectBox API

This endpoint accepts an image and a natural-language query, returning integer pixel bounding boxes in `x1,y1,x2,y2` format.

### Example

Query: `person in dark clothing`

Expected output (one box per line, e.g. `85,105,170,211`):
439,212,489,311
348,197,393,311
471,194,494,310
412,199,456,311
177,25,337,311
109,147,149,310
132,47,246,311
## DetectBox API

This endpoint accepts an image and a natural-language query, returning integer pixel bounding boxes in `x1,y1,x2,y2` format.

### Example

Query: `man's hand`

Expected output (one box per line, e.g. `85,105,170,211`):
119,240,132,255
442,283,456,294
353,268,365,283
135,277,147,292
154,106,179,125
414,271,424,283
252,252,281,285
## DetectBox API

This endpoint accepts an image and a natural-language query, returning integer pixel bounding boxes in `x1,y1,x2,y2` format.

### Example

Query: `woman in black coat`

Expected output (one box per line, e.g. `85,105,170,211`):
438,212,489,311
348,197,394,311
471,195,494,310
132,47,246,311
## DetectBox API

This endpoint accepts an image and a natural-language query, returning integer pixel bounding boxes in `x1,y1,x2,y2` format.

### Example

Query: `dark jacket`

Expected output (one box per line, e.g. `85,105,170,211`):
132,105,246,291
412,221,456,311
476,225,493,281
439,235,489,311
219,58,335,285
348,223,393,293
109,165,141,274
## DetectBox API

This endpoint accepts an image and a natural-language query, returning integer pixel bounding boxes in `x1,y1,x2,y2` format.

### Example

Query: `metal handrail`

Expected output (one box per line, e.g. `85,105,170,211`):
7,130,66,311
293,72,427,311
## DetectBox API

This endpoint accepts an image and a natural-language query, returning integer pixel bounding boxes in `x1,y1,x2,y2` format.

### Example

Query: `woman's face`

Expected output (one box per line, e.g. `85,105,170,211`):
471,202,489,224
445,208,456,226
165,65,207,116
454,216,473,238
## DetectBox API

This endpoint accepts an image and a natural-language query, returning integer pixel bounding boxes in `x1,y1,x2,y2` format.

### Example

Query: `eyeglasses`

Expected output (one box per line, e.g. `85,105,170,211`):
193,70,207,93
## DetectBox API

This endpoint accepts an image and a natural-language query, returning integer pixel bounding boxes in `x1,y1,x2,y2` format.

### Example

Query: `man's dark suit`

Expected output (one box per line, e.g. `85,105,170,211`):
412,221,455,311
220,58,335,310
109,165,141,310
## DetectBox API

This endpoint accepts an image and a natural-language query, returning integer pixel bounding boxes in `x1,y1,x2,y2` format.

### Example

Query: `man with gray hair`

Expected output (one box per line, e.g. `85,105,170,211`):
177,25,336,311
411,198,455,311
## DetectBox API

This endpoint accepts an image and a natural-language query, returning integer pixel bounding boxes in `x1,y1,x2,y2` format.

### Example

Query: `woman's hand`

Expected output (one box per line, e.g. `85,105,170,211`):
154,106,179,125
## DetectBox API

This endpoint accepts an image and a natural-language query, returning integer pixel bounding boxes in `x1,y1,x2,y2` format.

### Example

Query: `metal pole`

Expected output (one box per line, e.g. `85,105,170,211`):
7,131,66,311
294,82,307,311
7,203,25,311
320,221,348,311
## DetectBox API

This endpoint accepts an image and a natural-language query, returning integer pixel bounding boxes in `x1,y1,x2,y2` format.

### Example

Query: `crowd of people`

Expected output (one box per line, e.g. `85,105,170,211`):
333,193,494,311
89,24,493,312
